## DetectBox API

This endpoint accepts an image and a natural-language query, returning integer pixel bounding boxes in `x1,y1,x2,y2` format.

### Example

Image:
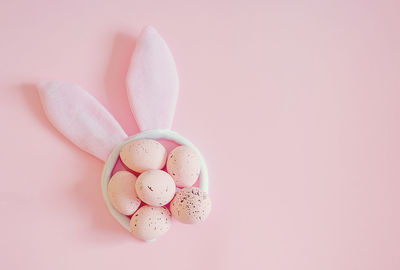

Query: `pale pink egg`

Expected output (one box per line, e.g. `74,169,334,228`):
170,187,211,224
130,205,172,241
167,145,201,188
135,169,176,206
107,171,141,216
120,139,167,173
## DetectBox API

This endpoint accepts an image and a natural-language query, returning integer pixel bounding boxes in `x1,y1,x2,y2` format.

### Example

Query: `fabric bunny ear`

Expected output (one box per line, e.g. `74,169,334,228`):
126,26,179,131
38,81,127,161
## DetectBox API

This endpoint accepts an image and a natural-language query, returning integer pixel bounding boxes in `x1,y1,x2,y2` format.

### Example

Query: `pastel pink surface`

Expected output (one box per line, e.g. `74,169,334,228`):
2,1,400,270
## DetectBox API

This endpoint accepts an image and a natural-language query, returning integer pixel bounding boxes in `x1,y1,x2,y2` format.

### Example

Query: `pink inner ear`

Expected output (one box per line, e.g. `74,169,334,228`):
38,81,127,161
126,26,179,131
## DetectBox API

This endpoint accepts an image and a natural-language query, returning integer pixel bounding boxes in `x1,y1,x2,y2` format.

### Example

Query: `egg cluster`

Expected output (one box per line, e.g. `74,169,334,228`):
107,139,212,241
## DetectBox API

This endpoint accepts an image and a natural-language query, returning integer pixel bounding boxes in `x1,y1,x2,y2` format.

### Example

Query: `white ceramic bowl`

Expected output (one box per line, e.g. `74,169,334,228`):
101,129,209,232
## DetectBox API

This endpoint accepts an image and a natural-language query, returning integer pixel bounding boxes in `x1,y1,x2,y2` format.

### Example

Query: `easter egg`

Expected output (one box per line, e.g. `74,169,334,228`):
167,145,201,187
135,169,176,206
170,187,211,224
120,139,167,173
107,171,141,216
130,205,172,241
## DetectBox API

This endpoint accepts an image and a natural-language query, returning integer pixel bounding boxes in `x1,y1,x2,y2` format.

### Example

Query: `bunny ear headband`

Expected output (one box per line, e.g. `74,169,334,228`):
38,26,210,241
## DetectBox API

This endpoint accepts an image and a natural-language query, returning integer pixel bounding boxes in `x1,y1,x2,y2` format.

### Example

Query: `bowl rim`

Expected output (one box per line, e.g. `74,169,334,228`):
101,129,209,232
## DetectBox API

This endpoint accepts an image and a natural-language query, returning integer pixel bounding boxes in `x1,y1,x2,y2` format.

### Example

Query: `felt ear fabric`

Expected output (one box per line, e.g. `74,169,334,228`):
37,26,180,160
126,26,179,131
38,81,127,161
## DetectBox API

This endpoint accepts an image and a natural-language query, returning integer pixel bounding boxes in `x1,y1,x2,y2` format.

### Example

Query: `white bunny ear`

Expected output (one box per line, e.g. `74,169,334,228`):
126,26,179,131
38,81,127,161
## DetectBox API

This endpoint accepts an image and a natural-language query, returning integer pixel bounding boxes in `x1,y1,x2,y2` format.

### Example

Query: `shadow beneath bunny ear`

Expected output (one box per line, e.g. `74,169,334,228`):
104,32,140,136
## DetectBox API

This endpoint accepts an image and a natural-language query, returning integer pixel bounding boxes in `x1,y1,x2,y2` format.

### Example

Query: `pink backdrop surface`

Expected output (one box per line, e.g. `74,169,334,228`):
1,0,400,269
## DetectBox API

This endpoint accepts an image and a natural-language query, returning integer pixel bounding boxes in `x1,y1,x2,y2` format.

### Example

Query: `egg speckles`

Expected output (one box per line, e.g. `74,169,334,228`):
130,205,172,241
170,187,211,224
113,140,210,240
136,170,176,206
167,146,201,187
107,171,141,215
120,139,167,173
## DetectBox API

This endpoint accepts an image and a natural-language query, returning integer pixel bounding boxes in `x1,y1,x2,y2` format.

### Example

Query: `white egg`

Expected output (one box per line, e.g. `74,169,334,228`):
107,171,141,215
130,205,172,241
120,139,167,173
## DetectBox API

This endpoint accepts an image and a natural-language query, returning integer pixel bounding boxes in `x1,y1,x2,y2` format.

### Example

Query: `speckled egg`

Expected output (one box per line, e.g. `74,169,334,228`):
170,187,211,224
107,171,141,216
167,145,201,188
120,139,167,173
130,205,172,241
135,170,176,206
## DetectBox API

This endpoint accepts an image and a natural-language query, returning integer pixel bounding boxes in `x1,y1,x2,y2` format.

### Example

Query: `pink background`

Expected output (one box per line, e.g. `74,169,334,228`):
1,0,400,269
